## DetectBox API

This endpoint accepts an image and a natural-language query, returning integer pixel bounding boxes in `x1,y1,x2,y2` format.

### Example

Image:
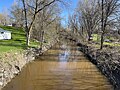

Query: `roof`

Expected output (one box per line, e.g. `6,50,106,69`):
0,28,11,33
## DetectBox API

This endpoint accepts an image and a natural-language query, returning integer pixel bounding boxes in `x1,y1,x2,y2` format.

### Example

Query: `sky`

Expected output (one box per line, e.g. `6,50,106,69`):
0,0,14,13
0,0,78,26
60,0,78,27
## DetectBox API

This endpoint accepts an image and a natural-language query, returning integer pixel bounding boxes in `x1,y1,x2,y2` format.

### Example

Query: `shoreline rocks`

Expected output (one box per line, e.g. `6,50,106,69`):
0,41,57,89
77,43,120,90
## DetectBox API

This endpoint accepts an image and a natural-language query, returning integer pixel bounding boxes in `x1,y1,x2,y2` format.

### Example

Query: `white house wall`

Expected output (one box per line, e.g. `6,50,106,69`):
0,32,11,40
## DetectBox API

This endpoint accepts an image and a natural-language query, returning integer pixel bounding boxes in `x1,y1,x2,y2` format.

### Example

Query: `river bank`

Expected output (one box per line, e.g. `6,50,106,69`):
0,51,27,89
77,42,120,90
0,40,57,89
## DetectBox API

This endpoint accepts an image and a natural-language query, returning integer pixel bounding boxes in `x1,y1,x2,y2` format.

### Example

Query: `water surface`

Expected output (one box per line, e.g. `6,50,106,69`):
2,41,113,90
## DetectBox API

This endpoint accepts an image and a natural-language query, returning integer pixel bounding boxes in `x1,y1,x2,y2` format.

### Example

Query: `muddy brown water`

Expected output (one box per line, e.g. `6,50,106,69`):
2,41,113,90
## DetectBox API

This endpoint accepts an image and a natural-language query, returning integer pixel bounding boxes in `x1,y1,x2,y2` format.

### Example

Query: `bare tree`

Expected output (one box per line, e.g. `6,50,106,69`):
30,1,61,50
11,1,24,27
0,10,10,26
21,0,61,46
117,17,120,35
68,14,78,34
76,0,100,41
0,13,5,25
99,0,120,49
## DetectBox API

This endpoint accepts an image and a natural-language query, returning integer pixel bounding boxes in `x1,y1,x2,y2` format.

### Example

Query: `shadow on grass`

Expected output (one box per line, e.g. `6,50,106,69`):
13,39,26,43
12,32,25,36
0,43,27,49
0,42,38,50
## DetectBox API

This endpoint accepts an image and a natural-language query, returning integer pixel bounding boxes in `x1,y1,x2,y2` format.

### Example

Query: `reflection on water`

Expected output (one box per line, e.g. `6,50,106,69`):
59,44,70,62
2,40,113,90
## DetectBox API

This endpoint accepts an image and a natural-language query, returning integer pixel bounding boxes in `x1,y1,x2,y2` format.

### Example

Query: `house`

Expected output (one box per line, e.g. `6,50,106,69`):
7,24,12,27
0,28,11,40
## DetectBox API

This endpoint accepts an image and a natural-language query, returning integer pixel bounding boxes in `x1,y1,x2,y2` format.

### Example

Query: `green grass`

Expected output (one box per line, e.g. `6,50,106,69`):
92,34,120,47
103,42,120,46
0,26,39,53
92,34,101,42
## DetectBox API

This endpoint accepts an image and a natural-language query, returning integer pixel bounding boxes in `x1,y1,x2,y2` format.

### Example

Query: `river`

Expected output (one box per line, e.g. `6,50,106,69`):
2,40,113,90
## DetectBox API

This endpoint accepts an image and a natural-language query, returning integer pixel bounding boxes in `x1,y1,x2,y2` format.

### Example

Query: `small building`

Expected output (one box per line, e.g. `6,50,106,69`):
7,24,13,27
0,28,11,40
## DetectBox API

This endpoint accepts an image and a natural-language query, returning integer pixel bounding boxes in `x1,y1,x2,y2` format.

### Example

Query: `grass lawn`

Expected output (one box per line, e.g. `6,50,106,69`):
0,26,39,53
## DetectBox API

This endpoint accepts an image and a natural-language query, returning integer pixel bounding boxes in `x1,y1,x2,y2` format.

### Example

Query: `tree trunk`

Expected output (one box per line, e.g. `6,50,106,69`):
26,32,30,46
100,33,104,49
118,30,120,35
100,0,104,50
40,31,44,52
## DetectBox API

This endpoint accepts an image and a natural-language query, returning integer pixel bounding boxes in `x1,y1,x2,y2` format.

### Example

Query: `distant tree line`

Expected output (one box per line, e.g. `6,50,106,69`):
68,0,120,49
